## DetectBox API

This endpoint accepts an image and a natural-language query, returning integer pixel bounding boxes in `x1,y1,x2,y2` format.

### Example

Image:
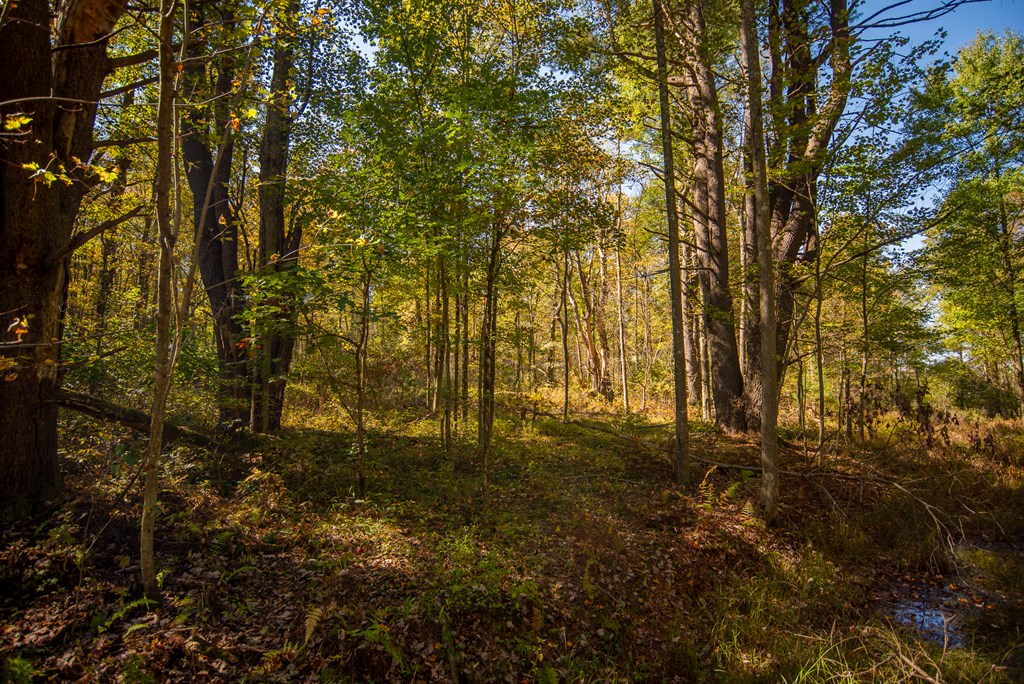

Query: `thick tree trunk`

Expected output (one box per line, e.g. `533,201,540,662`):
741,0,779,522
255,0,301,431
180,13,247,423
0,0,63,521
750,0,851,421
0,0,129,520
679,0,745,432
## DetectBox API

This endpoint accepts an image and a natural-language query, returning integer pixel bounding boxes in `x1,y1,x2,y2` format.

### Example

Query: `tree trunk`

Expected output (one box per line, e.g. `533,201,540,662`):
814,249,826,452
683,241,703,411
141,0,177,601
355,266,371,497
255,0,301,431
755,0,851,418
560,251,571,421
741,0,779,521
179,13,247,423
859,229,869,442
678,0,745,432
478,225,502,499
0,0,130,520
615,245,630,413
655,0,690,485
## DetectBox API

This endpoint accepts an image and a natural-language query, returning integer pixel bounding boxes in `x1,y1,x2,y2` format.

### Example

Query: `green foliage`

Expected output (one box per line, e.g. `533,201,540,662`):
0,657,37,684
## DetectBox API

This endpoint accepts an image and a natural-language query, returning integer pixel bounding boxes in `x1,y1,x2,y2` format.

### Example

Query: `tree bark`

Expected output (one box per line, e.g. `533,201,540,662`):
141,0,177,601
255,0,302,431
741,0,779,522
179,7,247,423
654,0,690,485
748,0,851,423
0,0,130,520
677,0,746,432
478,224,502,499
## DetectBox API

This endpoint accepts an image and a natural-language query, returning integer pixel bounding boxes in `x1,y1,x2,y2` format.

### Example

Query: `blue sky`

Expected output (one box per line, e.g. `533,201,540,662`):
859,0,1024,54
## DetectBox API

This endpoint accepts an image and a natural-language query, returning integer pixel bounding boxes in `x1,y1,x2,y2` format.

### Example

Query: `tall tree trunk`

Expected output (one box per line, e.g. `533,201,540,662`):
0,0,130,520
757,0,851,415
683,241,703,411
355,266,372,497
478,225,502,499
996,184,1024,416
439,257,452,450
453,290,462,437
741,0,779,521
180,15,247,423
426,264,433,411
615,246,630,413
255,0,301,431
859,229,868,442
461,266,470,424
141,0,177,600
560,250,571,421
814,249,826,452
655,0,690,485
678,0,745,432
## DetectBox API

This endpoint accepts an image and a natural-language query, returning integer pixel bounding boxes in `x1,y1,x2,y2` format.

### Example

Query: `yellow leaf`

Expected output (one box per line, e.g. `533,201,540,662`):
3,114,32,131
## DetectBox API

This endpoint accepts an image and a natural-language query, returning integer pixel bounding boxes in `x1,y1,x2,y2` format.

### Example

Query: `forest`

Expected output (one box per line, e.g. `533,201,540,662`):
1,0,1023,679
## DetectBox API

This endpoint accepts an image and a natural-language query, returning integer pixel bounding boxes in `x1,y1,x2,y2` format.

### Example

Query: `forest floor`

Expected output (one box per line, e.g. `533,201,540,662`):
2,409,1024,682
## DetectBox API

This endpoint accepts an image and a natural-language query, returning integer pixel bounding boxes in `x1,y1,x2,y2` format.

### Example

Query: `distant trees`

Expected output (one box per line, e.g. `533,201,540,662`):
917,32,1024,415
2,0,1020,531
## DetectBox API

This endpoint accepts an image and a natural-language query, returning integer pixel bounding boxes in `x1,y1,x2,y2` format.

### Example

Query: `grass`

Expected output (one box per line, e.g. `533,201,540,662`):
1,409,1022,681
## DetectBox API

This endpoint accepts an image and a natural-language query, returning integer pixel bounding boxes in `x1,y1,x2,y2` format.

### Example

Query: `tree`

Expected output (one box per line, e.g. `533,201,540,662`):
739,0,777,519
1,0,132,520
179,0,249,424
141,0,178,600
915,32,1024,414
653,0,690,484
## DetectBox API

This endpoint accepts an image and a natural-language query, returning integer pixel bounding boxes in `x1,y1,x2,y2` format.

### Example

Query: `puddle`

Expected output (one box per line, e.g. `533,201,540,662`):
891,594,965,647
878,542,1024,657
877,575,968,647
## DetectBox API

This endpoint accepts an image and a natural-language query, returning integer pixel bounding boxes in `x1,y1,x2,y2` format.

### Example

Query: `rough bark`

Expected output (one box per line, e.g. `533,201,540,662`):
179,7,247,423
675,0,746,432
0,0,129,520
741,0,779,522
255,0,302,431
744,0,851,425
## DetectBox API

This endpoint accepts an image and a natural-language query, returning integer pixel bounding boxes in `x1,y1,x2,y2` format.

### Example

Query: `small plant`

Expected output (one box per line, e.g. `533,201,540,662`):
1,657,37,684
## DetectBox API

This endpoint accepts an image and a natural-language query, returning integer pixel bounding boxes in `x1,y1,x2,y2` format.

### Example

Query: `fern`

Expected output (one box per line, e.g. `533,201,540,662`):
304,601,335,646
100,597,157,634
304,605,324,645
698,465,718,504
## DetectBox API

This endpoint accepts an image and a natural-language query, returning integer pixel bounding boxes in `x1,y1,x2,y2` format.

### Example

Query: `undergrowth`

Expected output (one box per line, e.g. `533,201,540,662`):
1,410,1021,681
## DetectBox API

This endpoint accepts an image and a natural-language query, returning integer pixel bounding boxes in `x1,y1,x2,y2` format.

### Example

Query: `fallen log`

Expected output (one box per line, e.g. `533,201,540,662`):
57,389,217,449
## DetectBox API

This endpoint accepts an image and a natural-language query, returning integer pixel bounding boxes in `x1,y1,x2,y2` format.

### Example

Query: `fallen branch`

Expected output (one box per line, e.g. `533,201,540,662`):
58,389,217,449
